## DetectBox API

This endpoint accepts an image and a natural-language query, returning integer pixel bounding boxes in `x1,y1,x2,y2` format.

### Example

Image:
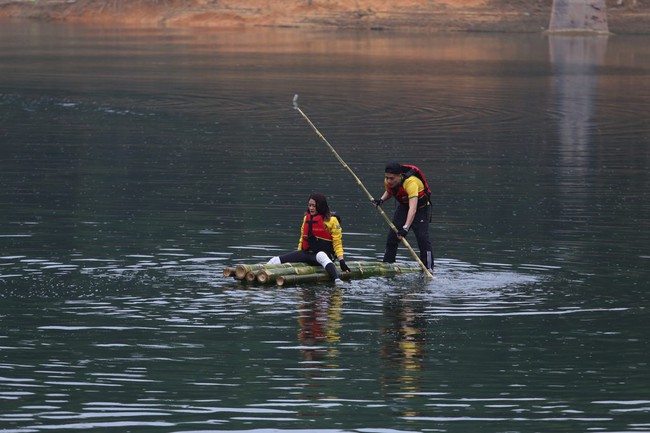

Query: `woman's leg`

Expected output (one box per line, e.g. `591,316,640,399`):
316,251,339,281
268,250,339,281
275,250,320,265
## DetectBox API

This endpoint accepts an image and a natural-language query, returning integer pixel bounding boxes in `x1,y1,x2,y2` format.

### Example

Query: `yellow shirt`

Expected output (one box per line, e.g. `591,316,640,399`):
385,176,425,200
403,176,424,200
297,215,344,258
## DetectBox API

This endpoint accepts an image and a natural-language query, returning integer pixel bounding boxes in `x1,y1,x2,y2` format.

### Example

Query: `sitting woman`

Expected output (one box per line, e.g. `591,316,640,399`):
267,192,351,282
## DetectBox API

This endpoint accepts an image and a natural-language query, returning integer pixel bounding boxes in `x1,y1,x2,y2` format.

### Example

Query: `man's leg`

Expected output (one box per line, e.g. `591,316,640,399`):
411,206,433,270
383,205,407,263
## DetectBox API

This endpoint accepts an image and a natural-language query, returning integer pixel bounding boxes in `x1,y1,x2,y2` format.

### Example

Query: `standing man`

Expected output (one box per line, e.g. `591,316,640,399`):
373,161,433,272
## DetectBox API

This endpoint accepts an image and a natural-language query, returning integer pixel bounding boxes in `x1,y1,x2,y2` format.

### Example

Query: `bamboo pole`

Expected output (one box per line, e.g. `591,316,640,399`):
254,260,418,284
255,260,377,284
257,264,326,284
234,264,264,280
227,260,423,285
276,262,421,286
245,271,258,283
292,94,434,280
277,273,334,286
246,264,319,282
233,262,313,280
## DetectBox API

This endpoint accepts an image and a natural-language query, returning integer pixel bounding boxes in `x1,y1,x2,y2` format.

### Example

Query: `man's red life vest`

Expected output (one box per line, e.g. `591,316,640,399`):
301,213,333,254
388,164,432,207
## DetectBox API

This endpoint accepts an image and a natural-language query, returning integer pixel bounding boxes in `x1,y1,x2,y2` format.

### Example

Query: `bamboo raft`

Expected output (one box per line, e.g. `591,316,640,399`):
223,261,423,286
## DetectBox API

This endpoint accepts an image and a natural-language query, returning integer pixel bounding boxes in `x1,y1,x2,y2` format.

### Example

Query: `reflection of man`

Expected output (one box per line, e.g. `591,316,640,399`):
380,296,426,399
373,161,433,271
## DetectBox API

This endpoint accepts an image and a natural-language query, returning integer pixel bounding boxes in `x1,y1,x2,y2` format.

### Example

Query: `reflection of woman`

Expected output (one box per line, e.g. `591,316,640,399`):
268,192,350,283
298,287,343,364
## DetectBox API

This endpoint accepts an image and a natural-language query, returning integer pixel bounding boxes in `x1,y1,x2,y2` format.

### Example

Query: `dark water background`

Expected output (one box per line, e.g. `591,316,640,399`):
1,22,649,432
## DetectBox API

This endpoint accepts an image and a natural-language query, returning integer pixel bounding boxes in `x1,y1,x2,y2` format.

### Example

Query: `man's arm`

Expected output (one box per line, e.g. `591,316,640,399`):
398,196,418,239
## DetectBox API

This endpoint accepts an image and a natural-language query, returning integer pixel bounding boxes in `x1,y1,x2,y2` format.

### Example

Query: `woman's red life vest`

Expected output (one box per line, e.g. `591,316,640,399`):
389,164,431,207
301,213,334,254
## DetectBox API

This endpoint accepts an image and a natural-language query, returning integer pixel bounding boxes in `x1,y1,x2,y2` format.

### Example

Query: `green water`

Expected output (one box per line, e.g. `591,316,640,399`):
1,23,649,432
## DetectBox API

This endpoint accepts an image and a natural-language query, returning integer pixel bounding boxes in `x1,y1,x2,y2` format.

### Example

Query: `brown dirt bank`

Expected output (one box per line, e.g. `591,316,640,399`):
1,0,649,33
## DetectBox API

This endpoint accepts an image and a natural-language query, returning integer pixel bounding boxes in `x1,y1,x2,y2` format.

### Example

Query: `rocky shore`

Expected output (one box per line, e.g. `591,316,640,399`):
1,0,649,33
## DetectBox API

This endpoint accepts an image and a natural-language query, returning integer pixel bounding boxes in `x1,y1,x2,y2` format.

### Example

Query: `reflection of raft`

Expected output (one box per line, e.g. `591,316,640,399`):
224,261,423,286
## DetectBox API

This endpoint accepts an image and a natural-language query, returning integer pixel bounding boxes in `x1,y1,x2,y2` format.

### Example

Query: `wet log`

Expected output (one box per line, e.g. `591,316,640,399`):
227,260,424,285
257,261,421,284
233,262,312,280
244,265,316,282
275,261,423,286
256,264,328,284
276,273,333,286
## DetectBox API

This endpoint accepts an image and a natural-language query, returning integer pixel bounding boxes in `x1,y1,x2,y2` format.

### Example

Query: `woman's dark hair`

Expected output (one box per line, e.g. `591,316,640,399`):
309,192,332,220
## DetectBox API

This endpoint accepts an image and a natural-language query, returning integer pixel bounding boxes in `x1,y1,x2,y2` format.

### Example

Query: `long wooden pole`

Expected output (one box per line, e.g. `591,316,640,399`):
292,94,434,279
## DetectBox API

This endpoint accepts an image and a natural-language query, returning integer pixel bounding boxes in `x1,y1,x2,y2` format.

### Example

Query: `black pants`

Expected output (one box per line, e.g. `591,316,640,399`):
278,250,339,280
383,204,433,270
278,250,321,266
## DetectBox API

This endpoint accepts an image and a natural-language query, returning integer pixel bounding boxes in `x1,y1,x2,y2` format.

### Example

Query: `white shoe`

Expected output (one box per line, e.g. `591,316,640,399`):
334,278,344,285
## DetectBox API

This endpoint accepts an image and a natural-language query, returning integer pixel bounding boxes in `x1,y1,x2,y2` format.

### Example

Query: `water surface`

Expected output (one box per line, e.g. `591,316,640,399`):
1,23,649,433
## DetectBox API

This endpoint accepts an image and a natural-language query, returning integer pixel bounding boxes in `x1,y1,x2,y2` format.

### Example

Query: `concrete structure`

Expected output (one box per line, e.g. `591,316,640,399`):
549,0,609,33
